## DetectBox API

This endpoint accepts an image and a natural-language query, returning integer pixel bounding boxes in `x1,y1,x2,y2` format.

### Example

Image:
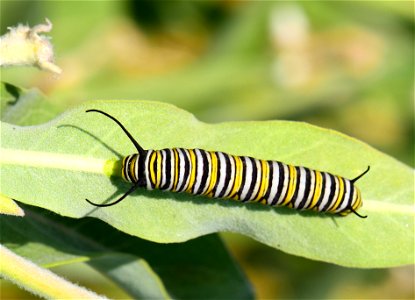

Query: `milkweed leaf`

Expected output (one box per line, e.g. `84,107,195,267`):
0,101,413,267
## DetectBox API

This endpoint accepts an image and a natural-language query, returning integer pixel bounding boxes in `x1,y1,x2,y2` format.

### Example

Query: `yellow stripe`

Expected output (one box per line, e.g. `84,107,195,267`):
229,155,242,200
330,176,344,212
281,165,297,206
121,157,128,181
309,171,323,209
155,151,162,189
129,156,135,181
172,149,179,191
352,189,362,211
204,152,218,196
149,151,157,185
185,149,197,192
254,160,269,201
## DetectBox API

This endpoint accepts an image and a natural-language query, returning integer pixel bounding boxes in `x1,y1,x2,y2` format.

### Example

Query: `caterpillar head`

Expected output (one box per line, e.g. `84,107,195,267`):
122,154,141,183
340,166,370,218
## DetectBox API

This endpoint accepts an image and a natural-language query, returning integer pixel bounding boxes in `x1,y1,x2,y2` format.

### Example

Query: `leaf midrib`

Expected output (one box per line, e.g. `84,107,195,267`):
2,148,413,217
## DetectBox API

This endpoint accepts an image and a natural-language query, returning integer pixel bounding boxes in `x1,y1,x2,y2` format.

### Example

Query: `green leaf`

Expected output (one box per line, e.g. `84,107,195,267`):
0,244,106,299
0,82,61,125
0,194,24,216
1,204,253,299
0,100,413,268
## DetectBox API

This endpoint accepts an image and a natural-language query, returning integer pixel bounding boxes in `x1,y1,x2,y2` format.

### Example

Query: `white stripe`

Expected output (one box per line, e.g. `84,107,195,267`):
276,163,289,205
166,149,175,191
159,150,166,188
293,167,307,207
193,149,204,194
214,152,227,198
240,157,253,200
124,155,132,182
145,150,153,190
222,155,236,198
179,149,192,192
266,162,280,205
337,179,351,212
176,149,186,192
302,169,315,209
248,159,262,201
318,173,332,211
134,154,140,183
200,151,212,195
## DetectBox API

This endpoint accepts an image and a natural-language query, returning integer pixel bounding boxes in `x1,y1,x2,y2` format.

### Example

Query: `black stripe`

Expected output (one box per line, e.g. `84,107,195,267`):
177,149,190,192
297,168,311,209
271,162,284,206
344,180,355,212
322,174,337,211
183,149,192,192
195,150,209,195
290,166,302,206
137,152,147,187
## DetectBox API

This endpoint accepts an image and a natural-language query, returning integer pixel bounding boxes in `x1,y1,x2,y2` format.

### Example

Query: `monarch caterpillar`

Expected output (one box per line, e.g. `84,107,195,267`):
85,109,369,218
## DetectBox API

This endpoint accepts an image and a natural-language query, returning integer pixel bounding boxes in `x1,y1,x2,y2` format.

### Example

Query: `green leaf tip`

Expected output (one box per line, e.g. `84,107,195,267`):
0,194,24,216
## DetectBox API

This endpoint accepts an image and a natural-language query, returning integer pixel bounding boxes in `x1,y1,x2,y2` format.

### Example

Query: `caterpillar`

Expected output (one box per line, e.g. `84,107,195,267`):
85,109,369,218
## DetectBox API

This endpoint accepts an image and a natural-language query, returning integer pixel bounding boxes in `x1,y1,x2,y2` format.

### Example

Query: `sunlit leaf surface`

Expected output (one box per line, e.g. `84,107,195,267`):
1,101,413,268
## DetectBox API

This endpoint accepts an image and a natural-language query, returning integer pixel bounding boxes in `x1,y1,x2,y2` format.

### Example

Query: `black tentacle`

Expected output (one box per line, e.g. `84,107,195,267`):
349,206,367,218
351,166,370,183
86,183,140,207
86,109,145,154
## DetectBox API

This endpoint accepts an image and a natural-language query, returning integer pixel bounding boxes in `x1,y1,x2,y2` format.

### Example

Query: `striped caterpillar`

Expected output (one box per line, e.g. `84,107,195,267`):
86,109,369,218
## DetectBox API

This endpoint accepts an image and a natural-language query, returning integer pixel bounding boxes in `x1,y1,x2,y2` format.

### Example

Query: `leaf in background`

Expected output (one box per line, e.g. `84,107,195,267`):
0,244,106,299
0,101,413,268
1,204,254,299
0,82,61,125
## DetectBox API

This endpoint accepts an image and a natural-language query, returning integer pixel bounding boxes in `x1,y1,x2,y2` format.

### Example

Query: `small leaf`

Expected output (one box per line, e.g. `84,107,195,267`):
0,101,413,267
1,204,253,299
0,194,24,216
1,81,61,126
0,244,106,299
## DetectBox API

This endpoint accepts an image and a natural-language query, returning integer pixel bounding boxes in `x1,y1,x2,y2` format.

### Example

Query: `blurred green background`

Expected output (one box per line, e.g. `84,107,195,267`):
1,1,413,299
